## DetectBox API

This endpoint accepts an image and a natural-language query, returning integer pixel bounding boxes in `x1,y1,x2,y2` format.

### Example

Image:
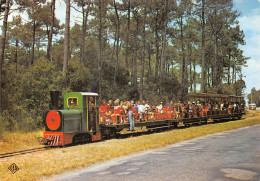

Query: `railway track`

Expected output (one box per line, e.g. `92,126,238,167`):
1,115,248,159
0,146,54,159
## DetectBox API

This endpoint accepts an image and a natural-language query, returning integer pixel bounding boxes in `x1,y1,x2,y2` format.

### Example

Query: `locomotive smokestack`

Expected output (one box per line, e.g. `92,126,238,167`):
50,91,60,109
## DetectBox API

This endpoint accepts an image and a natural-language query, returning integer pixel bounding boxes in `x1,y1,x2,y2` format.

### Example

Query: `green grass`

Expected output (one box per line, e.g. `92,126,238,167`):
0,113,259,181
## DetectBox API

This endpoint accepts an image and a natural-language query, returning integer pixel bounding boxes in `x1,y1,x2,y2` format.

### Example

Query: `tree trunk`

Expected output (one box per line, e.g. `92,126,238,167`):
97,0,103,100
189,60,192,92
0,0,10,137
180,15,187,95
80,0,91,64
125,0,130,71
47,0,55,62
227,50,231,85
148,43,151,77
213,33,218,87
188,43,192,92
111,32,116,61
193,63,196,93
15,39,18,73
63,0,70,88
207,65,210,87
160,0,168,95
31,20,36,65
232,63,235,84
155,9,160,78
140,0,147,100
132,12,139,88
113,0,120,89
200,0,206,93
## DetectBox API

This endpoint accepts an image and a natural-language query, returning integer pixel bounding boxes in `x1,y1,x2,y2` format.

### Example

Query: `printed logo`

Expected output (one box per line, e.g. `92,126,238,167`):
8,163,19,174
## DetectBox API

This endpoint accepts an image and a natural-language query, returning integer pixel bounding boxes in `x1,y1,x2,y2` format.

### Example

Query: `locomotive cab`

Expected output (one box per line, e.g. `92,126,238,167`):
64,92,100,133
42,92,101,146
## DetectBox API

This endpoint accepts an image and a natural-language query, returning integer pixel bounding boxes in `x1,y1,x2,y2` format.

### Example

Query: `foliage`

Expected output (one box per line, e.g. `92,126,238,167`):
3,57,63,131
247,87,260,106
0,0,248,132
0,110,18,132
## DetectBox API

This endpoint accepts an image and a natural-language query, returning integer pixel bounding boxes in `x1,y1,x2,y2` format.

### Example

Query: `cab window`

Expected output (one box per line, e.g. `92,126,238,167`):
68,98,78,107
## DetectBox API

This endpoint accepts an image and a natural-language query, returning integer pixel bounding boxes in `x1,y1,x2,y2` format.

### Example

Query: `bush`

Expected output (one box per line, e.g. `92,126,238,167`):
0,110,18,132
3,57,63,131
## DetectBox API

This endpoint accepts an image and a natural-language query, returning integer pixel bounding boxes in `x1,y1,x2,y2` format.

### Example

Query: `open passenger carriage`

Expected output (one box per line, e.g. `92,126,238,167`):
41,92,245,146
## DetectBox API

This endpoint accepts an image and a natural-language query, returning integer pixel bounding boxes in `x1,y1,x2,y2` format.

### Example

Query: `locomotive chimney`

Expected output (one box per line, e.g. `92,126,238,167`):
50,91,60,110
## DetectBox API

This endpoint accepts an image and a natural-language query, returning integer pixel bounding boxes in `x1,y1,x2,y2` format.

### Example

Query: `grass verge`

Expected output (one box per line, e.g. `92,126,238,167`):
0,130,44,154
0,113,259,181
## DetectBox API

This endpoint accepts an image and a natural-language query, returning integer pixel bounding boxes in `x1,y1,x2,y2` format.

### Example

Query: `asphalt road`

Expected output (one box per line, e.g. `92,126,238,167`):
51,125,260,181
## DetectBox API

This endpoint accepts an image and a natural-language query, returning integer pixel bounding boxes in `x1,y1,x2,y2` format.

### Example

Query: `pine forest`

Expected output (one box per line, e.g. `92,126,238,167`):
0,0,248,131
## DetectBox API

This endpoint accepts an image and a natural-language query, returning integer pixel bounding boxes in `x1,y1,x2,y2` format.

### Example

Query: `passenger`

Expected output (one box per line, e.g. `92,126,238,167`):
107,100,114,109
233,102,237,113
145,101,150,111
205,103,210,115
150,106,156,119
131,101,138,117
137,100,141,109
128,102,136,131
164,101,171,118
134,101,139,113
144,101,151,120
230,102,234,114
192,102,196,117
164,101,171,107
170,101,175,111
99,99,107,123
224,101,229,114
114,100,119,109
115,102,124,124
236,102,240,113
106,100,114,123
220,101,224,111
187,101,193,118
99,99,107,113
88,97,96,131
182,102,188,118
176,101,182,118
201,102,206,116
195,102,200,117
157,101,163,114
123,100,129,115
138,101,146,121
213,102,218,115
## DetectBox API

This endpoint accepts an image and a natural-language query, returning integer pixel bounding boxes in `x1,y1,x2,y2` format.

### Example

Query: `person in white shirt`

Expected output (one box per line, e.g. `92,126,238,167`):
138,101,145,121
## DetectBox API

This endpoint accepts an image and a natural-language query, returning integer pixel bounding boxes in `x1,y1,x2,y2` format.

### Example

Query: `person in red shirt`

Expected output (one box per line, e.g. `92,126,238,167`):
115,102,124,123
99,99,107,123
128,101,138,131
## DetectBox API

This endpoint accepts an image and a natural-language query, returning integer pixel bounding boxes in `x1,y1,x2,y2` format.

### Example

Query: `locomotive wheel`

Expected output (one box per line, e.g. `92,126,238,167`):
109,129,116,138
83,135,88,143
83,134,92,143
73,136,78,144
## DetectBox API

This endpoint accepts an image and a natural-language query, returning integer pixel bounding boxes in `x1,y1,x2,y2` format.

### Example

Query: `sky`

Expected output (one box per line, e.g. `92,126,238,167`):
233,0,260,96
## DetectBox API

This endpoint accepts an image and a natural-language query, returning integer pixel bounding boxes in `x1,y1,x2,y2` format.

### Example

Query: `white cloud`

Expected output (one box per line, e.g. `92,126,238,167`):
243,59,260,93
238,14,260,33
237,6,260,95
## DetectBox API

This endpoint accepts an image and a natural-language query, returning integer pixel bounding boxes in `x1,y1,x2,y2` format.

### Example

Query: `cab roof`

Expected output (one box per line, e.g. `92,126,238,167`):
80,92,99,96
